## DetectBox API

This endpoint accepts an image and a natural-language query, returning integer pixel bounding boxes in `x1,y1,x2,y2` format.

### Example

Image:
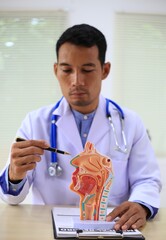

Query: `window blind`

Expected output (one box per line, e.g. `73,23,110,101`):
112,13,166,157
0,11,68,170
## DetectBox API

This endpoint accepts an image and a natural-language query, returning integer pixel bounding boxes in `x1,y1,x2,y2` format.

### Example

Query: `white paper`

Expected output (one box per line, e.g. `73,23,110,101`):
52,207,144,239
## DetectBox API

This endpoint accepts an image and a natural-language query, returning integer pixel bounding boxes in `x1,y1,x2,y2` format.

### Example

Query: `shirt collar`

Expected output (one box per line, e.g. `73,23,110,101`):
71,109,96,121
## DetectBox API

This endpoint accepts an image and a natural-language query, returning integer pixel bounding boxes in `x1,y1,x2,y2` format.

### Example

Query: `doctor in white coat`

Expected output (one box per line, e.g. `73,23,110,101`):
0,24,161,231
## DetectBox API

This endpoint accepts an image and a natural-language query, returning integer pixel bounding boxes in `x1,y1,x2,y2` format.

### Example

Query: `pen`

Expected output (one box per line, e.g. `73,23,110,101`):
16,137,71,155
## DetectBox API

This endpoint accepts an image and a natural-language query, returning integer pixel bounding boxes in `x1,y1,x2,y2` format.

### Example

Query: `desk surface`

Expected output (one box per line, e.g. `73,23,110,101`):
0,204,165,240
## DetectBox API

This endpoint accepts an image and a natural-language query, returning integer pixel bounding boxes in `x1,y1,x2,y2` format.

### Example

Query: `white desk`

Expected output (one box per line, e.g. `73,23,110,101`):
0,204,165,240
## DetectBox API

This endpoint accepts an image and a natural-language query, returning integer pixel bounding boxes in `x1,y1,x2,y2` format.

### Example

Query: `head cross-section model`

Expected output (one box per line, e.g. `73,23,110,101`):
70,142,114,220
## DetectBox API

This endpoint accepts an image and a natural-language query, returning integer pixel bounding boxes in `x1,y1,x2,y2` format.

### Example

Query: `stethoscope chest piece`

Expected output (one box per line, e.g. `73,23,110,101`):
48,163,63,177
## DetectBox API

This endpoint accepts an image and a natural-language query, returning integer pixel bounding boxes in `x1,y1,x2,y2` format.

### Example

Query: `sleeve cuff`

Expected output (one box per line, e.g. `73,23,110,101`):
9,178,27,196
0,166,26,196
133,200,158,219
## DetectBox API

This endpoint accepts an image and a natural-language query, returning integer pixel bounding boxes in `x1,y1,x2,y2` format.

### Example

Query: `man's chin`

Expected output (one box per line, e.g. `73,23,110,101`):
70,100,90,107
72,101,89,107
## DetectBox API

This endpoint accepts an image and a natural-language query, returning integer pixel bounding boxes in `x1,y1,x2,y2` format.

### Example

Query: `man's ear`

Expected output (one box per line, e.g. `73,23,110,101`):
102,62,111,80
54,63,58,76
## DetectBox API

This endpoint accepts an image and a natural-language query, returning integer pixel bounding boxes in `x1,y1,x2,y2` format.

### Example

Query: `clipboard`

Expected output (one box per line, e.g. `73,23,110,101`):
51,207,145,239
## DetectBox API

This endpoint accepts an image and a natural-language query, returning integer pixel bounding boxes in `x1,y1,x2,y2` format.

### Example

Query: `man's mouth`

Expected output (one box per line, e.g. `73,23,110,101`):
69,87,88,96
69,91,87,96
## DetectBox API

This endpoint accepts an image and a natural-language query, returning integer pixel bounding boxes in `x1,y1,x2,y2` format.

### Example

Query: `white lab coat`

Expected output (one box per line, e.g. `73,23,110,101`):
0,95,162,207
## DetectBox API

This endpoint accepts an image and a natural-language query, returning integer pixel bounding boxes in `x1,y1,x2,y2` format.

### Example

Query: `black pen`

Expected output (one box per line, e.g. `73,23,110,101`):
16,137,70,155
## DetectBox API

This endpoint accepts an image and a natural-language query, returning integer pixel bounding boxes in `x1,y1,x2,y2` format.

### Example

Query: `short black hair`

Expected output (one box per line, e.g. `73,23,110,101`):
56,24,107,65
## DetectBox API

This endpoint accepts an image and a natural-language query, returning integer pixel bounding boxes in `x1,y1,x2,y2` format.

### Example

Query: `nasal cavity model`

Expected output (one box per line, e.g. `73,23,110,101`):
70,142,114,220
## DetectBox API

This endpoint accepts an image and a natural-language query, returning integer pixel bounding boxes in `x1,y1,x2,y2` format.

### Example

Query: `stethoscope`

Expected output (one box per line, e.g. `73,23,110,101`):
48,98,128,177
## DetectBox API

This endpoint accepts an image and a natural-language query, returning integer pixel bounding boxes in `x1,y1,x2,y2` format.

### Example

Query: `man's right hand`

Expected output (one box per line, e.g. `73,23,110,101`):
9,139,50,182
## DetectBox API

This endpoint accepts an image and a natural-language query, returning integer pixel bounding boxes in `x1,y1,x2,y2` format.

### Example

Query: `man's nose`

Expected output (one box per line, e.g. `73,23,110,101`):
71,71,84,86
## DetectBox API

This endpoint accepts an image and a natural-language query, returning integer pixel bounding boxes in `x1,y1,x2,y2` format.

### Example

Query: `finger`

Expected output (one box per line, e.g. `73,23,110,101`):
112,207,136,230
12,146,44,158
131,218,146,229
119,213,139,230
106,204,129,221
10,162,38,181
14,161,37,173
14,155,42,166
106,208,120,221
9,154,41,181
13,139,50,150
114,210,146,231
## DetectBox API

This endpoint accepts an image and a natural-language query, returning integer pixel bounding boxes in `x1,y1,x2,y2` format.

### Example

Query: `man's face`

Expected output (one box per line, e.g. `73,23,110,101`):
54,43,110,113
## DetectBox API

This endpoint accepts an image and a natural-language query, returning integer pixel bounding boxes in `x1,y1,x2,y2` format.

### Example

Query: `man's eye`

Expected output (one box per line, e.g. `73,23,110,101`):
82,69,94,73
62,69,72,73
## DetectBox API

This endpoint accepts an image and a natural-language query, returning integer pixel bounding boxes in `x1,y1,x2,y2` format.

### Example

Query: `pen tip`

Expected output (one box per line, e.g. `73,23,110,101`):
66,152,71,155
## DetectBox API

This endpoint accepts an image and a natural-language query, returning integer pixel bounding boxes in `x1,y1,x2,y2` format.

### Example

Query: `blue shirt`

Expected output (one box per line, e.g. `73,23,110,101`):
71,109,96,147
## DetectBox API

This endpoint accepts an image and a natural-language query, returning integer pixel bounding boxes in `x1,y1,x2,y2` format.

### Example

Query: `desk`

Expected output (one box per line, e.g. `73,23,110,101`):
0,204,165,240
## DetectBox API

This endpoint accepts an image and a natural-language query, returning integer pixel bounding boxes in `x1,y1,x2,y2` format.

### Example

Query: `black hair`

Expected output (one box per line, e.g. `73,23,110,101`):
56,24,107,65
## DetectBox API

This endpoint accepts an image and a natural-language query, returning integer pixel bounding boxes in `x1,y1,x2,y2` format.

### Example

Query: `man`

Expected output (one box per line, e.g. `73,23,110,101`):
0,24,162,231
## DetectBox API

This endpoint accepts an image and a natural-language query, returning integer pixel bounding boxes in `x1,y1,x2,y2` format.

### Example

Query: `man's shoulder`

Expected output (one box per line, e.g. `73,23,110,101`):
26,98,71,120
105,97,139,118
25,102,62,123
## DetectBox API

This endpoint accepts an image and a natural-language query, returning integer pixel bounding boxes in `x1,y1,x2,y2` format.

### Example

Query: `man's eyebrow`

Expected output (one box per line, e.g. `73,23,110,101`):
58,63,96,67
82,63,96,67
58,63,71,66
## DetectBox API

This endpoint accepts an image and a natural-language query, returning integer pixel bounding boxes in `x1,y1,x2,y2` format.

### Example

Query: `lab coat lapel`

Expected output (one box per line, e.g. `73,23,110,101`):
87,96,109,145
52,98,83,152
58,114,83,151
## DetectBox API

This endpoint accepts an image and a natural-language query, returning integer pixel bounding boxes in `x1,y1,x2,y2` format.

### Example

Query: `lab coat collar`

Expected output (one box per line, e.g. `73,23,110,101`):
52,97,83,151
52,95,110,152
52,95,107,120
87,95,109,145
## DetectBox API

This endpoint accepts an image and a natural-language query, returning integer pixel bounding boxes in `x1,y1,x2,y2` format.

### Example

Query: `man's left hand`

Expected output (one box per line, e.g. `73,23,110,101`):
106,201,149,230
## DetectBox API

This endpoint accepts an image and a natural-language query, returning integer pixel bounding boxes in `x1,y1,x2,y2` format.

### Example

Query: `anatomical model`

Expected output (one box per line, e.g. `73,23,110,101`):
70,142,114,221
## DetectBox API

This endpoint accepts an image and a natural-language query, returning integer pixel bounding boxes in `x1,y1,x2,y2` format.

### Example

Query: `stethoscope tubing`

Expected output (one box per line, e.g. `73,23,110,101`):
49,98,127,176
